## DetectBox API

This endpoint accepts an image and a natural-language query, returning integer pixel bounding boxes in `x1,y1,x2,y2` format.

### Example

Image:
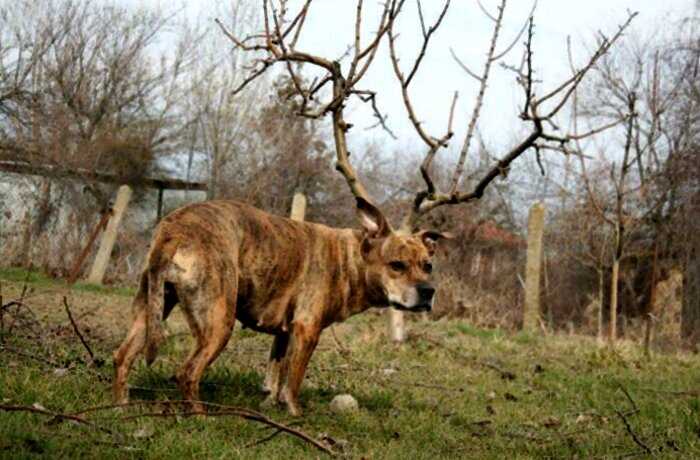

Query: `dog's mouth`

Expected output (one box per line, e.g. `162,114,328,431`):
389,301,432,313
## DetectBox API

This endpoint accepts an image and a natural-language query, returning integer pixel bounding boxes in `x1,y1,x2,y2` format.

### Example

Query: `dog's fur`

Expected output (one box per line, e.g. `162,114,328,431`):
113,198,448,415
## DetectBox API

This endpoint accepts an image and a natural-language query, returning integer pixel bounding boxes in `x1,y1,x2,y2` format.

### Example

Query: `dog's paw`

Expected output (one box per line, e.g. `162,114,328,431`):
260,395,281,411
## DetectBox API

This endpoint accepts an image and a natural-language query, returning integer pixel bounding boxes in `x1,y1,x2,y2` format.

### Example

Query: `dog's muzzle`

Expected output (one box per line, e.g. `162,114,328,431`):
390,283,435,312
415,282,435,311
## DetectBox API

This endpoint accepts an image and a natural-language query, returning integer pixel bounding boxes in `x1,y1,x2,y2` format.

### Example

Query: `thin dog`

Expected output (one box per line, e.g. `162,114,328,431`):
113,198,449,415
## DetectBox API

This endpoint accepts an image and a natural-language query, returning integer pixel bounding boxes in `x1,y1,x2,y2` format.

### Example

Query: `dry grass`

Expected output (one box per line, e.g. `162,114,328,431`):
1,270,700,459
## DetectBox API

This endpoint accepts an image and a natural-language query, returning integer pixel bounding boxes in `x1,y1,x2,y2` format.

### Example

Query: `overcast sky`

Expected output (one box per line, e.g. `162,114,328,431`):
125,0,694,165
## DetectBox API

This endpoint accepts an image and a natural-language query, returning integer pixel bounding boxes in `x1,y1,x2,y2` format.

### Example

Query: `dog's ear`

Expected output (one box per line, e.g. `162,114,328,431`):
416,230,453,256
356,197,391,238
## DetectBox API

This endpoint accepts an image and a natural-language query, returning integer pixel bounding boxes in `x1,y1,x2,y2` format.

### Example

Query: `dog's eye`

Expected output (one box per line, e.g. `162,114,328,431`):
423,262,433,274
389,261,408,272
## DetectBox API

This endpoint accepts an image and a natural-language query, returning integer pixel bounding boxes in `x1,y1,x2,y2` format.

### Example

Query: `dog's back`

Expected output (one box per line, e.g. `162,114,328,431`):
146,200,365,335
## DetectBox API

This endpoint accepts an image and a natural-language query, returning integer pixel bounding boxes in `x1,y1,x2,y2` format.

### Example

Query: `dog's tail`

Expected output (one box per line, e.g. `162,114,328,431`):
143,238,177,366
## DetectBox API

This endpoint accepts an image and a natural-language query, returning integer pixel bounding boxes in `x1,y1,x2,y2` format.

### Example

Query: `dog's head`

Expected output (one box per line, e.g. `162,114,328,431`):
356,197,451,312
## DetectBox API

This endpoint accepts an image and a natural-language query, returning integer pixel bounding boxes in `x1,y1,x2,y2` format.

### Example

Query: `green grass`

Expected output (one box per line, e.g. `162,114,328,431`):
1,277,699,459
0,267,135,297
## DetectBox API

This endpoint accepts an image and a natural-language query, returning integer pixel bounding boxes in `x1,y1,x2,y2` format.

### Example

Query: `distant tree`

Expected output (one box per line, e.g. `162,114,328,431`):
0,0,199,272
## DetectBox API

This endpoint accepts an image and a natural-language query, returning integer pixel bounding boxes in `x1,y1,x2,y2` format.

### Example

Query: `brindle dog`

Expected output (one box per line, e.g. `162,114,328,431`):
113,198,449,415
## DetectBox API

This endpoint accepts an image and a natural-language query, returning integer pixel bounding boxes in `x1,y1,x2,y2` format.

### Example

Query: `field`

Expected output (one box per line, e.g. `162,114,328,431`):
1,269,699,459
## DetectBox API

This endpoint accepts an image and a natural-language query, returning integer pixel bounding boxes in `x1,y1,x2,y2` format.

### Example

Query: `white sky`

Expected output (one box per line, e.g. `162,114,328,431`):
125,0,693,168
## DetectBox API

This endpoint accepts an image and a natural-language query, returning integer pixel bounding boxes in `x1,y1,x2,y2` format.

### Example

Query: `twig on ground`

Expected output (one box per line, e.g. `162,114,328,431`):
68,400,335,456
0,344,63,368
244,428,285,448
420,335,516,380
128,386,181,393
617,382,638,412
2,280,40,337
615,410,653,455
389,380,466,393
62,295,97,365
123,410,334,455
0,404,114,435
329,326,352,358
638,388,699,397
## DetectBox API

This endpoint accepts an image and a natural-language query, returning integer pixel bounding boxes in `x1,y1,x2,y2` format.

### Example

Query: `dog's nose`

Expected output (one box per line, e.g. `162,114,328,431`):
416,283,435,302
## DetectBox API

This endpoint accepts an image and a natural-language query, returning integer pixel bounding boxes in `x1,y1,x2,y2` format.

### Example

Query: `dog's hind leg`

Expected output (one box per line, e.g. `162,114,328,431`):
113,276,148,404
176,289,235,413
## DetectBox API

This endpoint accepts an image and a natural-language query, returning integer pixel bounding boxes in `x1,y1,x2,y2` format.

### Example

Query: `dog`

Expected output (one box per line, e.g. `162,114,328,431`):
113,197,449,415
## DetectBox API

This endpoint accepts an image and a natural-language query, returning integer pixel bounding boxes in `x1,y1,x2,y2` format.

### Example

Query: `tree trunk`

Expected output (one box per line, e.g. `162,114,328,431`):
597,268,604,343
608,258,620,346
523,202,546,332
681,230,700,348
643,241,659,357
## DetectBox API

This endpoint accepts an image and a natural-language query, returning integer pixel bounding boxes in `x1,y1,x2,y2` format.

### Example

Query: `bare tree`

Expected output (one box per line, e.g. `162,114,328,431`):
186,0,269,200
564,23,700,346
0,0,200,274
216,0,635,341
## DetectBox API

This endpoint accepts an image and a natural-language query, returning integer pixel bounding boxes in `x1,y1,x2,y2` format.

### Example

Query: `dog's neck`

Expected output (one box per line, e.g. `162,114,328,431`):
327,229,388,321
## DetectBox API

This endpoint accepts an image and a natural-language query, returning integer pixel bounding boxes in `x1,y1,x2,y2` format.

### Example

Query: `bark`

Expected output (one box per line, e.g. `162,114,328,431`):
597,268,604,343
681,231,700,348
609,258,620,345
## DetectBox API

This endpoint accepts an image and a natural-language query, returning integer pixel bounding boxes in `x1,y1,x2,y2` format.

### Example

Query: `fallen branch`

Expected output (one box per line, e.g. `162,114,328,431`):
0,404,113,435
244,428,285,448
638,388,700,397
615,410,653,455
420,335,516,380
617,383,638,412
62,296,97,365
69,400,335,456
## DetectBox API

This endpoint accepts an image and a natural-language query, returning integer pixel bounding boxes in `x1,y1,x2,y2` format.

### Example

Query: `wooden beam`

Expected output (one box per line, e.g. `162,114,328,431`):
87,185,133,285
0,160,207,191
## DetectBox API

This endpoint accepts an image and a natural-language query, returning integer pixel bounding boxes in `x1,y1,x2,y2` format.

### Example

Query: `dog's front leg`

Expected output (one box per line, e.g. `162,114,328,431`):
261,333,289,406
279,321,320,416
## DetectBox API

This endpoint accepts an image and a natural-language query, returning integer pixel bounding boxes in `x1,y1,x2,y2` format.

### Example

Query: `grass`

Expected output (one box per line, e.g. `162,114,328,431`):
0,267,135,297
1,273,699,459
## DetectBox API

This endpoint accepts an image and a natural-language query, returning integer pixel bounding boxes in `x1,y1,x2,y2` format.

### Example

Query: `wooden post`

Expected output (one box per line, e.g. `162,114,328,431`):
156,187,164,222
523,202,546,331
290,192,306,222
87,185,132,284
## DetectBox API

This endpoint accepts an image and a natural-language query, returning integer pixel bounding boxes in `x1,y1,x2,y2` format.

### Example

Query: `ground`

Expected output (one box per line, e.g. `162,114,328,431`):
1,268,699,459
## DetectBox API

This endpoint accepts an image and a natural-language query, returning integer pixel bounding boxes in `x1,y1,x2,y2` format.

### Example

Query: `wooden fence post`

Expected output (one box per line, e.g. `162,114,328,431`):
87,185,132,284
523,201,546,331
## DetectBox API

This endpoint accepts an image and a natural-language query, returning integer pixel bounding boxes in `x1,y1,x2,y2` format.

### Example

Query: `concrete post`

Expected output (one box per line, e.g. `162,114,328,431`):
388,226,410,342
290,192,306,222
87,185,132,284
523,201,546,331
